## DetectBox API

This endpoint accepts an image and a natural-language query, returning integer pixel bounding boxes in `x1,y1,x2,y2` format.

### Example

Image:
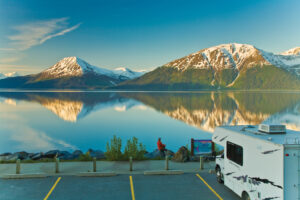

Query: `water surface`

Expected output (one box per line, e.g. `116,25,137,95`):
1,91,300,153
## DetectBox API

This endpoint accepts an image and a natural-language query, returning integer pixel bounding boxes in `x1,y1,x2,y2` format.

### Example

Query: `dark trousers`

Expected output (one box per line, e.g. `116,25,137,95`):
160,149,166,157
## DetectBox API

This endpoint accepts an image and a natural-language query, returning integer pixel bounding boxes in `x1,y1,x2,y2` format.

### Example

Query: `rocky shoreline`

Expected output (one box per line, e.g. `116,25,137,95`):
0,146,209,163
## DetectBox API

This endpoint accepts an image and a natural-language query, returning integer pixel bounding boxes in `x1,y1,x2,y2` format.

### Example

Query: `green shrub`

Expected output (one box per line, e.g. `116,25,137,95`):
185,144,191,157
105,135,123,161
79,152,93,161
124,137,146,160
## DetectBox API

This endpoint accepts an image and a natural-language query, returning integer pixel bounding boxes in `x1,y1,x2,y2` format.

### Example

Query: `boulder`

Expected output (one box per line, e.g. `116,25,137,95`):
16,151,29,160
0,155,10,161
88,149,105,159
57,151,72,160
0,152,12,156
6,151,29,161
6,153,19,161
144,149,175,159
70,150,83,159
144,149,162,159
27,153,35,158
44,150,61,158
30,153,44,160
166,150,175,157
190,155,200,162
172,146,190,162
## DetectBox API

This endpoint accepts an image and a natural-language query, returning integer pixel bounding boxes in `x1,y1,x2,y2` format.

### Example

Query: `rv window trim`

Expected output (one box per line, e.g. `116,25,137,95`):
226,141,243,166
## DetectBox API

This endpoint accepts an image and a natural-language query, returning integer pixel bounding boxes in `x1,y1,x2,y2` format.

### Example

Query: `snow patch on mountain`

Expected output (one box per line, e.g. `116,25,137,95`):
165,43,300,77
260,48,300,75
42,57,113,78
280,47,300,56
41,57,145,80
113,67,147,79
0,72,20,79
165,43,269,71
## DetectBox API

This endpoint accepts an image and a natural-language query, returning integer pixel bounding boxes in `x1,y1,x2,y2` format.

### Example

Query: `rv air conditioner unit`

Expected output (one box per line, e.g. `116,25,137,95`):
258,124,286,134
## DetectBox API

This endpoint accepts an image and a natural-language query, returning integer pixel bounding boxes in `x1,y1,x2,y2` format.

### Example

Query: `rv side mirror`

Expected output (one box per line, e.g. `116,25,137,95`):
221,153,224,158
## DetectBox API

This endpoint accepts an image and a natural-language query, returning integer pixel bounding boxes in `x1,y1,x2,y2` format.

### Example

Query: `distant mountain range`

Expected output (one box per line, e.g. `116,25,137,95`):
0,72,20,80
0,57,146,89
1,43,300,90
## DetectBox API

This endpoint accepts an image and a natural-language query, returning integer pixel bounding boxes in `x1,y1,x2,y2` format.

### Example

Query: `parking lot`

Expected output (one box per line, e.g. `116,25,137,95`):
0,172,240,200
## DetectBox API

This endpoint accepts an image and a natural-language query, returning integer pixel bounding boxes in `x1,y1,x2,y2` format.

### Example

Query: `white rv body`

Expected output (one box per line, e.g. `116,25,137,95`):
213,125,300,200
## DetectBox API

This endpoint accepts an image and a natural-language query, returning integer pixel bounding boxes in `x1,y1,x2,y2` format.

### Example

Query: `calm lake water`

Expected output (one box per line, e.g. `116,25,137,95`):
1,91,300,153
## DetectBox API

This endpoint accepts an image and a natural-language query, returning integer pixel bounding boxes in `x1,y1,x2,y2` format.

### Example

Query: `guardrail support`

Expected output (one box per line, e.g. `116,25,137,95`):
165,155,169,170
93,157,97,172
55,157,60,173
129,156,133,171
200,156,204,170
16,159,21,174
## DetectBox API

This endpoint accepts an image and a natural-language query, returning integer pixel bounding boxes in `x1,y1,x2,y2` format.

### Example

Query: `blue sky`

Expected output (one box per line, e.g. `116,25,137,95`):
0,0,300,74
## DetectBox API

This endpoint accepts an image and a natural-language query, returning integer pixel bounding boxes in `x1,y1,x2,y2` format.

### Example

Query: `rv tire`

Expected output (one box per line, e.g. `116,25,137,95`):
242,192,250,200
216,166,223,183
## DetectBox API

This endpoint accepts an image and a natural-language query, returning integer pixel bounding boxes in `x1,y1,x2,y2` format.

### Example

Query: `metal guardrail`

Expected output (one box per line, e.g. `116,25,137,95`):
8,155,208,176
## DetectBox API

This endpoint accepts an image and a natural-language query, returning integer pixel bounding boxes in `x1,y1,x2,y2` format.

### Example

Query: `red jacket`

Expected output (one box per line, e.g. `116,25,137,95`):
157,140,166,150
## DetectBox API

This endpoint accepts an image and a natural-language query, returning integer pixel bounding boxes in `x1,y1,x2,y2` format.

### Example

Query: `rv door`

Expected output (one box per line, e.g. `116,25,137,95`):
224,141,244,194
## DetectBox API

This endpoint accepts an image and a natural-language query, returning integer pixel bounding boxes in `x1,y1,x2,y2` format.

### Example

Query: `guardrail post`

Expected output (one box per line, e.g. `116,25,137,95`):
200,156,204,170
93,157,97,172
16,159,21,174
165,155,169,170
129,156,133,171
55,157,60,173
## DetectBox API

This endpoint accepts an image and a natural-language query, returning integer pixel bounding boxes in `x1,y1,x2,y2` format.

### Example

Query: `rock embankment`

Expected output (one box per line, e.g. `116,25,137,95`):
0,148,215,162
0,149,177,162
0,149,105,162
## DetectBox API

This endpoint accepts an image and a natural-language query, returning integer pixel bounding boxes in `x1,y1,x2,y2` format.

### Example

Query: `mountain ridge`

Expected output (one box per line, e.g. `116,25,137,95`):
0,57,146,89
38,56,145,81
0,72,20,80
1,43,300,90
119,43,300,90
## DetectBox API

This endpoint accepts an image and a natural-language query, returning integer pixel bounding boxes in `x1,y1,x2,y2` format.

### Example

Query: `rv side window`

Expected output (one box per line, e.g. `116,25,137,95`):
226,141,243,166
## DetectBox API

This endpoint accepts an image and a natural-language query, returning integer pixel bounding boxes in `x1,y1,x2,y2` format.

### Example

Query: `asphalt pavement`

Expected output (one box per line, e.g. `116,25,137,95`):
0,173,241,200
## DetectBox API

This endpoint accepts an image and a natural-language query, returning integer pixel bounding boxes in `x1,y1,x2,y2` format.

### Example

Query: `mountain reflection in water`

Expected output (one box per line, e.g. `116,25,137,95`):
1,91,300,153
1,91,300,131
123,92,300,131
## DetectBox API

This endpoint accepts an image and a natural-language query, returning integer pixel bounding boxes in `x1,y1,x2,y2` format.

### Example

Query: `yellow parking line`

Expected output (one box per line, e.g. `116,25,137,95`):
44,177,61,200
129,176,136,200
196,174,223,200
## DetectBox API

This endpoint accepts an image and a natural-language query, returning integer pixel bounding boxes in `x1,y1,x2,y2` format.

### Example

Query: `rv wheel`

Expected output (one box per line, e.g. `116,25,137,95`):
216,167,223,183
242,192,250,200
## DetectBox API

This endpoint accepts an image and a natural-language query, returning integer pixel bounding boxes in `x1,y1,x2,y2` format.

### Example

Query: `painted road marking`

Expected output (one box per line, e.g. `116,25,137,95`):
196,174,223,200
44,177,61,200
129,176,136,200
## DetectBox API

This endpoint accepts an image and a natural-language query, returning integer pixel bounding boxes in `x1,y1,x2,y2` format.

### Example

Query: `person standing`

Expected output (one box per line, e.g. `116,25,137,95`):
157,137,167,157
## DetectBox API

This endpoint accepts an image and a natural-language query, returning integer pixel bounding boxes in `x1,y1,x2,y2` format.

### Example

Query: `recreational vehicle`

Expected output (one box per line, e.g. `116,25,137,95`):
213,124,300,200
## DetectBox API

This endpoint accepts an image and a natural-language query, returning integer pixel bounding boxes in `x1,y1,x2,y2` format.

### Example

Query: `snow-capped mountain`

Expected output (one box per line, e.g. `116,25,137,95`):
123,43,300,90
280,47,300,56
261,47,300,75
1,44,300,90
40,57,145,80
113,67,147,79
0,72,20,80
0,56,147,89
165,43,300,73
165,43,269,71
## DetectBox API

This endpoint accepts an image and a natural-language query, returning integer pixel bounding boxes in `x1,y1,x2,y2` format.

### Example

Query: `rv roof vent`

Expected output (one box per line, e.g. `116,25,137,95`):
258,124,286,134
